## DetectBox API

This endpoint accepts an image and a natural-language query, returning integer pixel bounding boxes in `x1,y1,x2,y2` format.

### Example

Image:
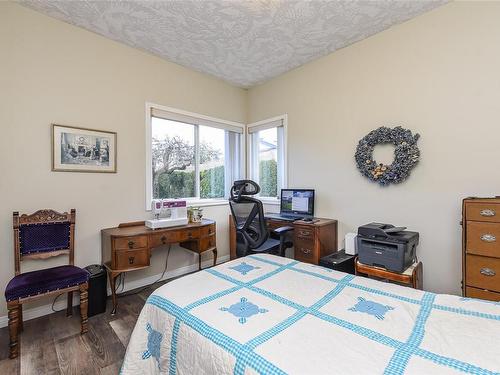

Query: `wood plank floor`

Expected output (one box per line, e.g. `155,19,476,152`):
0,281,168,375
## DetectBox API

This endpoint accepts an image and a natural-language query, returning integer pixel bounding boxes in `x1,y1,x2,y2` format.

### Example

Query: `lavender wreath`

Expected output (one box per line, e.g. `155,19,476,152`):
355,126,420,186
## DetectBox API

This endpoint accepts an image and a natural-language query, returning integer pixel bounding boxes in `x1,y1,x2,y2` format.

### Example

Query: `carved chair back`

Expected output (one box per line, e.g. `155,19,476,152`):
13,209,76,276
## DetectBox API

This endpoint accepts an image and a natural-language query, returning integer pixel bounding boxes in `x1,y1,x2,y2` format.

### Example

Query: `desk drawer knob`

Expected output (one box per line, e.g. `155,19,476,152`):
480,234,496,242
300,247,311,254
480,268,496,277
480,209,496,217
128,241,134,249
128,256,135,265
187,232,193,238
161,235,167,244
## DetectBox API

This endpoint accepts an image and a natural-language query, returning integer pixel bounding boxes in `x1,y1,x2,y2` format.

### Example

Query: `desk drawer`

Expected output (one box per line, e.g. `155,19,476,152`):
466,254,500,292
115,248,149,269
179,228,199,242
466,222,500,258
114,236,148,250
150,231,180,248
465,286,500,302
200,224,216,237
294,237,315,263
466,203,500,223
200,235,216,251
295,226,314,240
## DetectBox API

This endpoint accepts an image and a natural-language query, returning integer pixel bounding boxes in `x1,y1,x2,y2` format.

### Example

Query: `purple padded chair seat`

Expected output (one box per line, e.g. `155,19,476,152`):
5,265,89,302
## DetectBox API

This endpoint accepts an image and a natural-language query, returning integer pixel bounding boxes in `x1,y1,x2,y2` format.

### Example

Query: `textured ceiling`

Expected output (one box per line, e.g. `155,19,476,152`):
20,0,445,88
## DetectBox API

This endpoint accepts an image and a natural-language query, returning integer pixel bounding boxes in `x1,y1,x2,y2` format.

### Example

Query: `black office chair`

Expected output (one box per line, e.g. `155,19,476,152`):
229,180,293,258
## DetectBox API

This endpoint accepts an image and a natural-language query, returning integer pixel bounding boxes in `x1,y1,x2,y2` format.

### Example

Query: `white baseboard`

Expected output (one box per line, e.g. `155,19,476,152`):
0,255,230,328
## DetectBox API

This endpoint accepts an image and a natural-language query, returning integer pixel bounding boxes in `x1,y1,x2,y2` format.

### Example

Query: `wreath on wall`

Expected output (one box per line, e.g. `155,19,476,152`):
355,126,420,186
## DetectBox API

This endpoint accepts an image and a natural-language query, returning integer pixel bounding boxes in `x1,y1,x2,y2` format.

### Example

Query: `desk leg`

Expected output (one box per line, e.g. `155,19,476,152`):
108,270,120,315
212,248,217,266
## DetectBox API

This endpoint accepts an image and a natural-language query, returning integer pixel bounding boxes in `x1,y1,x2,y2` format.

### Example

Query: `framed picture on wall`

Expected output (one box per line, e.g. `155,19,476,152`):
51,124,117,173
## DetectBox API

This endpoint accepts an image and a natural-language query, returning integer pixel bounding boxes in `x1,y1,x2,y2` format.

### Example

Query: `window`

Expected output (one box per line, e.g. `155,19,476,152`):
146,104,244,207
248,116,287,199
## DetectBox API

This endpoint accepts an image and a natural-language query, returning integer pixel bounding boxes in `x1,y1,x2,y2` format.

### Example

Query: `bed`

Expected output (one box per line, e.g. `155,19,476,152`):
121,254,500,374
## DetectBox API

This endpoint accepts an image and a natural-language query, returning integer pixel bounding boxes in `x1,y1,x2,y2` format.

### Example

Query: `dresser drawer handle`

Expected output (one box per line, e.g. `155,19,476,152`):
480,268,496,277
480,209,496,217
187,232,193,238
299,230,311,236
128,256,135,265
301,247,311,254
161,235,167,244
480,234,496,242
128,240,135,249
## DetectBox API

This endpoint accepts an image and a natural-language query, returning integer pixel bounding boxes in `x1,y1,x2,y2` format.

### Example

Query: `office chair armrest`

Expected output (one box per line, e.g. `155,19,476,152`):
272,226,294,235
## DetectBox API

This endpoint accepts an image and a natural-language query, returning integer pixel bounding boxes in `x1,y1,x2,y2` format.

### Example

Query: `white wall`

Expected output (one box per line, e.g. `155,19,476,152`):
248,2,500,295
0,3,246,318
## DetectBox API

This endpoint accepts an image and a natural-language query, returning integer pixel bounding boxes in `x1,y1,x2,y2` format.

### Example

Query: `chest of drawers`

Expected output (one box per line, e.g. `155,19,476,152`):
462,198,500,301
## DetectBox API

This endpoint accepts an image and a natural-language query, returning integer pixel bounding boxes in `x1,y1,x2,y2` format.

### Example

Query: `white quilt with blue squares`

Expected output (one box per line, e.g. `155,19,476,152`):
121,254,500,374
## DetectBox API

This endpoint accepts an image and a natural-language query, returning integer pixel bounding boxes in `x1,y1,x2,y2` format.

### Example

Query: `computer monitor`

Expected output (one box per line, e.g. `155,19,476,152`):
280,189,315,218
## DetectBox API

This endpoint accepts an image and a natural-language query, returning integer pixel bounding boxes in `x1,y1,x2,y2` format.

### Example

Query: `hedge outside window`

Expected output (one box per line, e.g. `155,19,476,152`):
248,117,286,198
149,106,243,202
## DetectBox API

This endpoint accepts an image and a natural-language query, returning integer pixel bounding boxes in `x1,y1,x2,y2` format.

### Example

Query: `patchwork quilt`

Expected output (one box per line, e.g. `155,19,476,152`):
121,254,500,375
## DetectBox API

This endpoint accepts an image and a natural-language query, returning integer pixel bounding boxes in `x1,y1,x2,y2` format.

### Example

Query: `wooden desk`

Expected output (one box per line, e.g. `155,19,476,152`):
229,215,337,265
355,258,423,290
101,219,216,314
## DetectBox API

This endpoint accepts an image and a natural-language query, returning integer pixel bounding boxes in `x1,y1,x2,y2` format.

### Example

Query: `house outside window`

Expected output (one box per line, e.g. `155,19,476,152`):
247,115,287,200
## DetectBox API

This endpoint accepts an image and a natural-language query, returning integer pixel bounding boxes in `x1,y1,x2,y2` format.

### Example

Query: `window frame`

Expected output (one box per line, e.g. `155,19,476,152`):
145,102,246,210
247,114,288,204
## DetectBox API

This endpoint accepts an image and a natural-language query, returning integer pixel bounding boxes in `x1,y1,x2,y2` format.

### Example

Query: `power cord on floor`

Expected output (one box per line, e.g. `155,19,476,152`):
51,292,66,313
116,244,171,298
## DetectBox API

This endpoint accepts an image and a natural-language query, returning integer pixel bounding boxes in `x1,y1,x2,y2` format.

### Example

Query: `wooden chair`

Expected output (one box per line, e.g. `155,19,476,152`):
5,209,89,359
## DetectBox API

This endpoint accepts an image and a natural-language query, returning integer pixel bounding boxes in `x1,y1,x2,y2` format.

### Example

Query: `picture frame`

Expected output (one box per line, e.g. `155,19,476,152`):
51,124,117,173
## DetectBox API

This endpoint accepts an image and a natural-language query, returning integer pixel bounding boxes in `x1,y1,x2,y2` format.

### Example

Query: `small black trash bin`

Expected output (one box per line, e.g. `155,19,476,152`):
84,264,107,317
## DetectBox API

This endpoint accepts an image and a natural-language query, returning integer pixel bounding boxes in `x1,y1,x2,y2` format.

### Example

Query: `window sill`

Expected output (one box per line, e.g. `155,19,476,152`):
186,199,229,208
259,198,280,206
145,199,228,211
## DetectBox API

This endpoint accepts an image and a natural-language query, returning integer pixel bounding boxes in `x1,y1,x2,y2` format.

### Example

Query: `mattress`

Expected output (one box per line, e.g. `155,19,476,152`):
121,254,500,374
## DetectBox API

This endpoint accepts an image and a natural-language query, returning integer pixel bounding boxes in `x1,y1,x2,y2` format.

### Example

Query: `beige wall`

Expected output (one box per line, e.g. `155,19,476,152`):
3,1,500,319
0,3,246,318
248,2,500,295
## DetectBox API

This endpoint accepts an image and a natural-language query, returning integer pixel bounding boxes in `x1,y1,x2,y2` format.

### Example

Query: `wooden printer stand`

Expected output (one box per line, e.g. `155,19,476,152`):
101,219,216,314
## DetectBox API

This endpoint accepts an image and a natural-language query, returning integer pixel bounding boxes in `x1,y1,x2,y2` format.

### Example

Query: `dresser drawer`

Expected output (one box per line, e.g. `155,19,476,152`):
114,235,148,250
466,255,500,292
466,203,500,223
200,235,216,251
115,248,150,269
294,237,315,263
466,221,500,258
465,286,500,302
